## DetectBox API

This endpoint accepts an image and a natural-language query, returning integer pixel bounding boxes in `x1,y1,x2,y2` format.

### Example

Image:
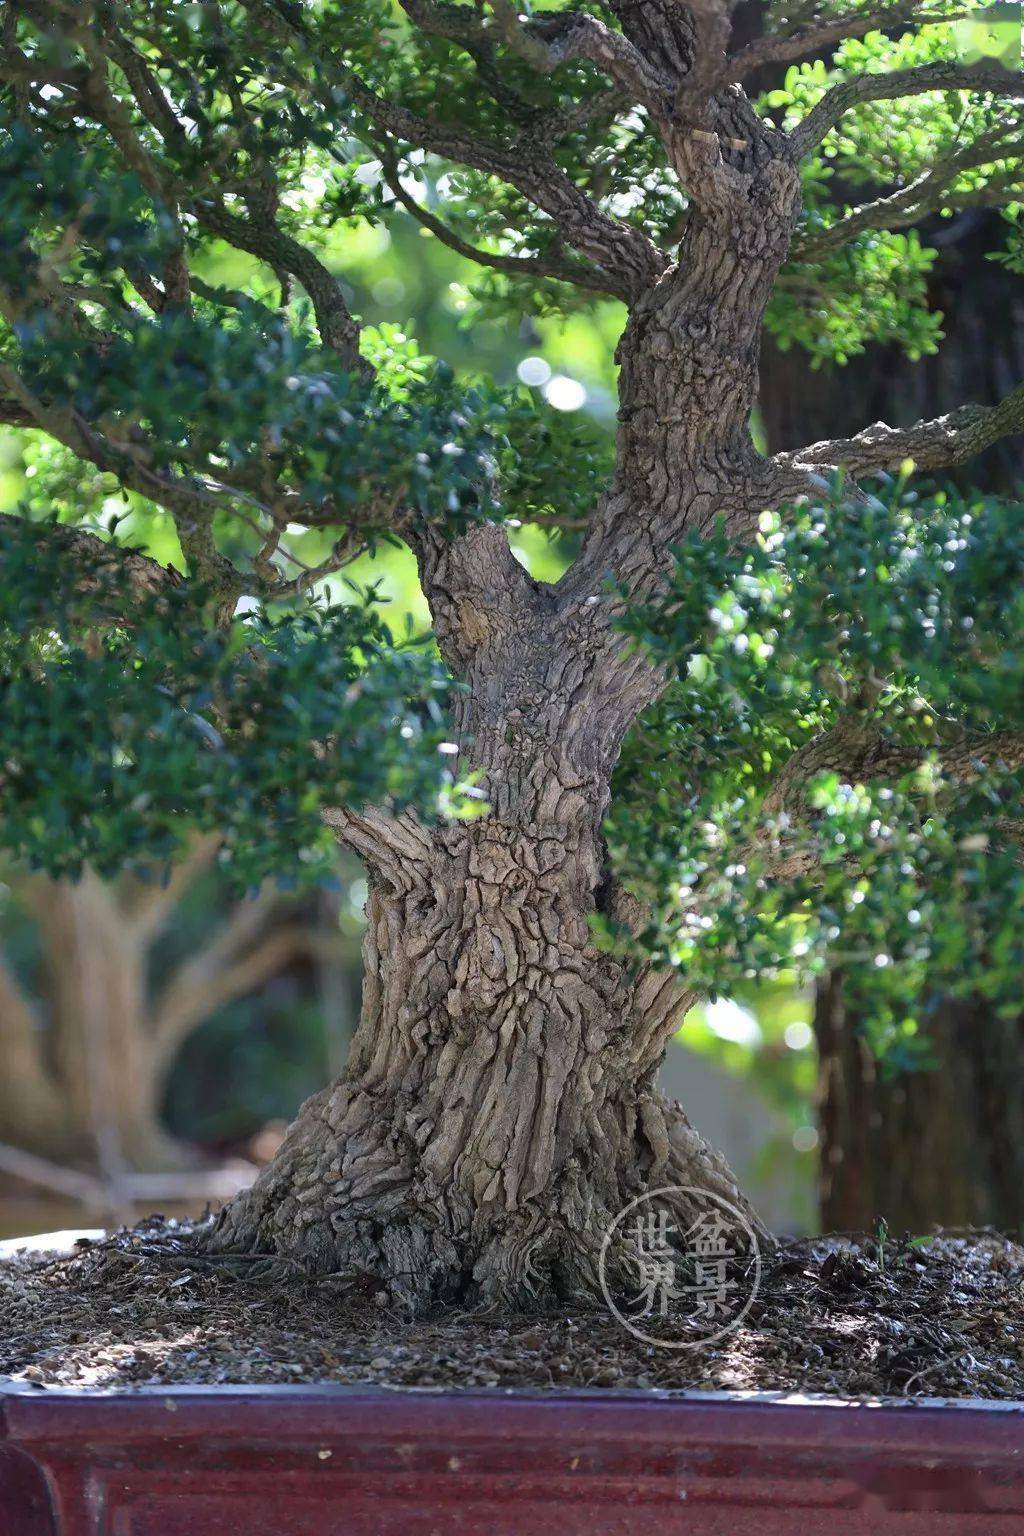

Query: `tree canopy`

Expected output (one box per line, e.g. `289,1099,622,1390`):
1,0,1023,1042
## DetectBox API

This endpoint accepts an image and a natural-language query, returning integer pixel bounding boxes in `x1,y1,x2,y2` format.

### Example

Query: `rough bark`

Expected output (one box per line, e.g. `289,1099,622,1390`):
212,812,752,1305
17,0,1017,1306
211,142,804,1304
815,975,1024,1235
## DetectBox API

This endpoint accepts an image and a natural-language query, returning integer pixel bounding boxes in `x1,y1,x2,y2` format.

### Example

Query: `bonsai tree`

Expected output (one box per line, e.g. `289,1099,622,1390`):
2,0,1023,1306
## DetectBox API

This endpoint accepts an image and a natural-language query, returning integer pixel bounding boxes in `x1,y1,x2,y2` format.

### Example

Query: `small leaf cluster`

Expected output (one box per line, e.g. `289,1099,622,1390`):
768,231,942,366
13,302,507,527
764,13,1023,364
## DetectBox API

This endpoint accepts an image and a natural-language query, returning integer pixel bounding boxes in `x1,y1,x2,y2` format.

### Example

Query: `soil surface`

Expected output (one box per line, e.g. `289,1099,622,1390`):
2,1219,1023,1399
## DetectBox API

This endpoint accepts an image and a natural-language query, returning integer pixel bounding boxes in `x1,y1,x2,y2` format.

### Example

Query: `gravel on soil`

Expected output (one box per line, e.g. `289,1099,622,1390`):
2,1218,1024,1399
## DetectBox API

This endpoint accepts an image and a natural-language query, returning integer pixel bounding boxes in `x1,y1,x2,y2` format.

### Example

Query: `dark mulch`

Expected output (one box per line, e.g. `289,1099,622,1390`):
2,1219,1023,1399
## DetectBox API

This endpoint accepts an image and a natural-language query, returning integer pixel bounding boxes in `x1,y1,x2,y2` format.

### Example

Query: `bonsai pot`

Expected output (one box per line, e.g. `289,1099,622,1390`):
3,1381,1024,1534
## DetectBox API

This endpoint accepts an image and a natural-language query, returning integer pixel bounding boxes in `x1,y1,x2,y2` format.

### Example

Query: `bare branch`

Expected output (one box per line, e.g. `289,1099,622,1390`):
398,0,489,48
794,182,1024,259
0,388,40,430
0,1142,254,1213
381,156,620,297
517,7,673,108
409,520,543,675
729,7,975,84
778,379,1024,479
790,60,1024,157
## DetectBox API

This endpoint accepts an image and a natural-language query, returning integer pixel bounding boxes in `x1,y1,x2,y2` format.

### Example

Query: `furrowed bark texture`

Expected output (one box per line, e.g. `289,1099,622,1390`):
211,139,803,1305
211,526,755,1303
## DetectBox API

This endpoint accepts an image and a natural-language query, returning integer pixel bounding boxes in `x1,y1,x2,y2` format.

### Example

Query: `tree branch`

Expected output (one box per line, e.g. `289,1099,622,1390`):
11,4,365,370
778,380,1024,479
0,1141,254,1212
408,521,543,675
149,892,310,1059
791,138,1024,259
0,507,181,599
0,949,55,1102
512,7,673,109
151,926,314,1060
0,1142,110,1210
0,359,245,597
233,0,665,298
790,60,1024,157
674,0,732,126
0,388,39,430
381,155,620,297
765,721,1024,821
729,6,975,84
398,0,490,48
119,833,222,944
191,199,365,371
345,72,668,300
402,0,671,109
322,805,433,892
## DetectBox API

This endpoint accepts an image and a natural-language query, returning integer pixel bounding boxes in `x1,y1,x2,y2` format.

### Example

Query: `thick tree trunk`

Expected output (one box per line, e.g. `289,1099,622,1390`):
1,876,191,1172
212,804,752,1306
0,852,306,1178
42,880,183,1172
815,976,1024,1235
0,962,64,1156
211,140,804,1306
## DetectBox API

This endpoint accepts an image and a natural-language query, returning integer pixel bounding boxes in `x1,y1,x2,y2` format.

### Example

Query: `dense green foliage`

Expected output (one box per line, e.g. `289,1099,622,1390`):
0,516,452,883
609,482,1024,1054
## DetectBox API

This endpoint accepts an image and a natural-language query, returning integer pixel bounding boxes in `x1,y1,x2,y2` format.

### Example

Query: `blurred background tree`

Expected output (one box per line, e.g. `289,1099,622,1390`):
755,48,1024,1231
0,842,360,1235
